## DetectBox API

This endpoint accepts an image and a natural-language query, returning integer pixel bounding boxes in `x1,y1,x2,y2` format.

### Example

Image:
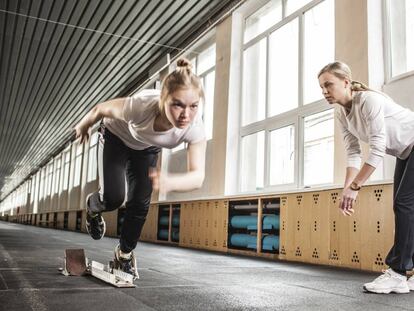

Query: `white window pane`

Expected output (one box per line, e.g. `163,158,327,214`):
54,168,60,194
197,44,216,75
63,152,70,191
303,0,334,105
47,164,53,196
40,170,46,199
389,0,414,76
269,125,295,185
76,144,83,156
303,110,334,185
407,1,414,71
30,178,35,203
203,71,215,140
240,132,265,191
286,0,313,15
87,145,97,182
73,144,83,187
269,18,299,116
90,132,98,146
242,39,267,125
190,58,196,71
74,155,82,187
244,0,282,43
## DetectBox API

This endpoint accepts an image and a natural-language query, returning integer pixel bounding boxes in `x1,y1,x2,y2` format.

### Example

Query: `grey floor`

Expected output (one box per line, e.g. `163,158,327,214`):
0,221,413,311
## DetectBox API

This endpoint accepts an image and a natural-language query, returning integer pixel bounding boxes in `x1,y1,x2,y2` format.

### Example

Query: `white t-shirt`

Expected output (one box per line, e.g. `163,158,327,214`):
103,89,205,150
337,91,414,169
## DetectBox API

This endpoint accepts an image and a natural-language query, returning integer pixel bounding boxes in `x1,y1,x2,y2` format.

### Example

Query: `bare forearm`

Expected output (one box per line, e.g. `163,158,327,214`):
79,106,102,129
166,171,204,192
344,163,376,188
344,167,359,188
352,163,376,187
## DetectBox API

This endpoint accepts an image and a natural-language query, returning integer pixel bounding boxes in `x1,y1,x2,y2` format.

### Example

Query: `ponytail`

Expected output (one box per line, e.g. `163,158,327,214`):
350,80,370,92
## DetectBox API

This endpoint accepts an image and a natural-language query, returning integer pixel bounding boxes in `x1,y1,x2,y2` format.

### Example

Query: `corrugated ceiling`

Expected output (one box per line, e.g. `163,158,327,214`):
0,0,242,200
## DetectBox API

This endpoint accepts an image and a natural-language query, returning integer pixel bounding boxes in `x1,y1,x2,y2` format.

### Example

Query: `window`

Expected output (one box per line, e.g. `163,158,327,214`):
303,109,334,186
240,131,265,192
196,43,216,140
53,157,61,194
63,151,70,191
303,0,335,104
87,132,99,182
239,0,334,192
269,125,295,185
46,162,54,196
73,144,83,187
286,0,313,15
30,176,36,204
244,0,282,43
387,0,414,77
268,18,299,116
242,38,267,125
39,168,46,200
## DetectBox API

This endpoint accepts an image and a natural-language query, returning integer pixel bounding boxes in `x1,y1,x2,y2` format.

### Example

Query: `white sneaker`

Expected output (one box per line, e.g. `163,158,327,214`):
407,275,414,291
363,269,409,294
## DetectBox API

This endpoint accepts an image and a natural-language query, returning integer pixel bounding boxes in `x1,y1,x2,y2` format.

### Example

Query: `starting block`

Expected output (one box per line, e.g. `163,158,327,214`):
60,249,136,288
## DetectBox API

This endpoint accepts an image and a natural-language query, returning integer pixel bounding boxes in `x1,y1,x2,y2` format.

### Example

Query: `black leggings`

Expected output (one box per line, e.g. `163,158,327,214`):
386,149,414,271
90,125,159,253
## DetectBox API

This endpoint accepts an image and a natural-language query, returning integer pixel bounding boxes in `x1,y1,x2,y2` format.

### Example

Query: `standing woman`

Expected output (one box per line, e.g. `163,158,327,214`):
74,58,206,278
318,61,414,294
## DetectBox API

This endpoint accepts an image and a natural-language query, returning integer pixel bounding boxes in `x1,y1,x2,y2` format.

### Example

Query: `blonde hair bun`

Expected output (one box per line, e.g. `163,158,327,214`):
176,58,193,72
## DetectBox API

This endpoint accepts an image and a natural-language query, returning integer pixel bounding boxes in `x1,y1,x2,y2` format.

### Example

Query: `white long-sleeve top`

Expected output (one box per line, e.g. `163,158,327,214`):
337,91,414,169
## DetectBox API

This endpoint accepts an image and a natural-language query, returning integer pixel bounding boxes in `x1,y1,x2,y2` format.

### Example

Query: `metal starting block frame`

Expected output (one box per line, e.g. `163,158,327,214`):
60,249,136,288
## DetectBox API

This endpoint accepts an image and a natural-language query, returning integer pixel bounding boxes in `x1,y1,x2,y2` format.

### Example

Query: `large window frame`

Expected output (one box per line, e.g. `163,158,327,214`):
383,0,414,82
238,0,334,193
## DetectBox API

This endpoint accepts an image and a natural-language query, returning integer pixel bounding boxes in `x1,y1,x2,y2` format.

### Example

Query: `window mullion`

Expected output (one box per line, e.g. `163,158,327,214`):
282,0,287,18
296,115,304,188
298,11,304,108
264,34,270,188
382,0,392,82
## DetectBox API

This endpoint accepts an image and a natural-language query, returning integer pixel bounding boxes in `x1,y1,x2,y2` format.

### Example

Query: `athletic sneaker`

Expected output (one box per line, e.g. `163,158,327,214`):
363,269,409,294
113,244,139,280
407,275,414,291
85,193,106,240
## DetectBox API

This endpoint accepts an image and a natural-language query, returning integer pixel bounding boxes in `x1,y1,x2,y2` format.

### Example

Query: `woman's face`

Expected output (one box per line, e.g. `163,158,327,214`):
165,88,200,129
318,72,351,105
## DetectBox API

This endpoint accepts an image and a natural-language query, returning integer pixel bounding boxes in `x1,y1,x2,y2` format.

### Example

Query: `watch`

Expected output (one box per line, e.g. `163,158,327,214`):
350,182,361,191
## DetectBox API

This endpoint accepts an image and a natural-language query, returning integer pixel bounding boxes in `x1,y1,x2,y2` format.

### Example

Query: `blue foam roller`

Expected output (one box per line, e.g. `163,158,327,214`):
159,216,169,226
158,229,169,240
262,215,280,230
230,215,257,229
262,235,279,250
172,215,180,226
230,233,257,249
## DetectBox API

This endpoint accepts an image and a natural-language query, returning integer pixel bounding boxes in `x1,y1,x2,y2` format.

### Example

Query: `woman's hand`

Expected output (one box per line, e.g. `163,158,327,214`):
149,168,172,195
339,187,359,216
74,120,90,144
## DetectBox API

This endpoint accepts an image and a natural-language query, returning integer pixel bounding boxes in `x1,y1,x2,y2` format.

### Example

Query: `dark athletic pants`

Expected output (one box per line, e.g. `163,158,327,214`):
89,124,160,253
386,149,414,272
